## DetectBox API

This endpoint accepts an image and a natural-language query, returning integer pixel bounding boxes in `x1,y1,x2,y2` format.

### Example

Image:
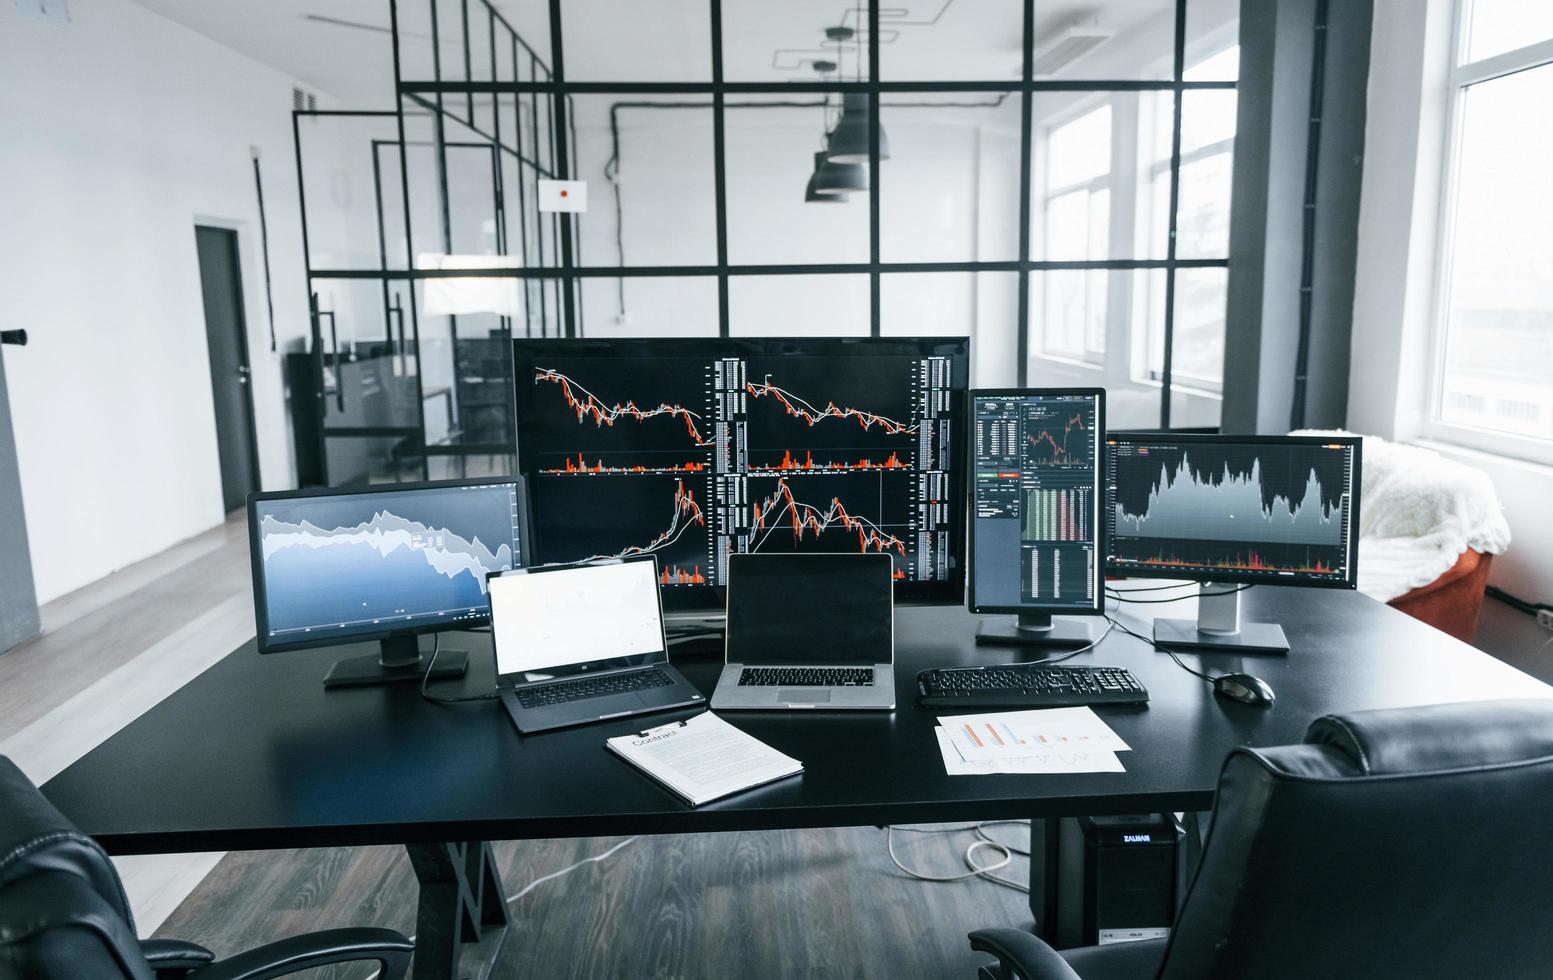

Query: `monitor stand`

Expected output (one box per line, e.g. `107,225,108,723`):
1153,583,1290,654
322,634,468,689
976,613,1098,648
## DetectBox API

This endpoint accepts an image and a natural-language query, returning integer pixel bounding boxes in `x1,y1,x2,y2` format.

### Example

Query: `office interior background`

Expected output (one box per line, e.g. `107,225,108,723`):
2,0,1552,977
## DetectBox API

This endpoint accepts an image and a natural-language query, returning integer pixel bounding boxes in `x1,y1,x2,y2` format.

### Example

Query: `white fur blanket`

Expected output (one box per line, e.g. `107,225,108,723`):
1292,430,1511,602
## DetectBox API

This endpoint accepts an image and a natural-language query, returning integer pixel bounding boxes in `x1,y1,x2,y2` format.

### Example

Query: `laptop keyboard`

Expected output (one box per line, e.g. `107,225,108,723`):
737,667,875,687
515,668,674,709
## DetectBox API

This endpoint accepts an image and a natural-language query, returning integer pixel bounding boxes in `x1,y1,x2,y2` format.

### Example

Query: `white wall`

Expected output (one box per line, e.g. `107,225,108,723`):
1349,0,1553,600
0,0,316,602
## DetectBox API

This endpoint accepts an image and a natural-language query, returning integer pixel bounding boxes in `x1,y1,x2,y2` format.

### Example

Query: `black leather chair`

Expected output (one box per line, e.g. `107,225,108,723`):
0,756,413,979
971,698,1553,980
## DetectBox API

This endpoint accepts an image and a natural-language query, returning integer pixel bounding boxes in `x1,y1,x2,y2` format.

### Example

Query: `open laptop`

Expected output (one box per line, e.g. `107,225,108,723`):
711,553,896,711
490,555,704,734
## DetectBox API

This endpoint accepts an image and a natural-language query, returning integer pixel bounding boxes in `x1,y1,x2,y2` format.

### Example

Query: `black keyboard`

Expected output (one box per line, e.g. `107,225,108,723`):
917,664,1148,707
515,668,674,709
738,666,875,687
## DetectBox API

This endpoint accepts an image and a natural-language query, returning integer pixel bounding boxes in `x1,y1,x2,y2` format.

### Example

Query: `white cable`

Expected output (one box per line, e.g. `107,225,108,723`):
363,836,640,979
976,819,1032,856
888,825,1011,882
506,835,638,902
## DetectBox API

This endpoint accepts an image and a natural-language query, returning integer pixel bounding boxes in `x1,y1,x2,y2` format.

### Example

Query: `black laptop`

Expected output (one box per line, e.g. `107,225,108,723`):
489,555,704,734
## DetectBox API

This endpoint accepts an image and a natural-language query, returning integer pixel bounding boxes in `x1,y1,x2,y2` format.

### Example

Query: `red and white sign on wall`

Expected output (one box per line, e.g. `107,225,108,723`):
537,179,587,213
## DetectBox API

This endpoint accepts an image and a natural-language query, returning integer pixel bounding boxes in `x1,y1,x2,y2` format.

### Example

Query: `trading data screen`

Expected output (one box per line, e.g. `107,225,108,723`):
513,338,967,606
1104,436,1359,585
252,481,524,649
969,391,1103,612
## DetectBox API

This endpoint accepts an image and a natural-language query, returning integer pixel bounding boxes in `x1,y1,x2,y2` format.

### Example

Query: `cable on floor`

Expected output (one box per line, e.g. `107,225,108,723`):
363,836,641,979
1486,585,1553,616
886,822,1031,894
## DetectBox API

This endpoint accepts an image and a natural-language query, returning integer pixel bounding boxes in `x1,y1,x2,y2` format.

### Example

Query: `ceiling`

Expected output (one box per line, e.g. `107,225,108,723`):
128,1,1192,106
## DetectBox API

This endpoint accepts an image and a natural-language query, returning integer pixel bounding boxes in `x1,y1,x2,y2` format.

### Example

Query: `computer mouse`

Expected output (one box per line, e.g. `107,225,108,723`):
1213,672,1275,706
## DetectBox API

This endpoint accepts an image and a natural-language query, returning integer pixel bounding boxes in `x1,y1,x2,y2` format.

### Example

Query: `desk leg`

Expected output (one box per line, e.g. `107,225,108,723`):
1028,817,1060,943
405,841,510,980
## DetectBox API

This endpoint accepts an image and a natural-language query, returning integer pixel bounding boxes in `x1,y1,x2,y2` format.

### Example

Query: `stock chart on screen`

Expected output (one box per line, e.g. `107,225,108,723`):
969,390,1104,612
253,481,524,645
1104,436,1359,585
514,338,967,606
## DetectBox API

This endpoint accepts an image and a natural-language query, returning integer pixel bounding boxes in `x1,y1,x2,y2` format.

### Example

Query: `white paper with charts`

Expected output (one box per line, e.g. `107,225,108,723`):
933,707,1129,774
940,706,1130,762
932,728,1125,775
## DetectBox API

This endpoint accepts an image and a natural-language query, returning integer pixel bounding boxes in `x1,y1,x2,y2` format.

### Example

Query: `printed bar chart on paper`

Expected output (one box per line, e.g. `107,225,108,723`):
932,728,1126,775
939,706,1131,763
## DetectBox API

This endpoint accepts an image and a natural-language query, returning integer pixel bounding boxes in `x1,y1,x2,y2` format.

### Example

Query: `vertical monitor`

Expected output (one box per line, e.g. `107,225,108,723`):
967,389,1105,614
513,337,968,611
1104,434,1361,587
249,478,527,652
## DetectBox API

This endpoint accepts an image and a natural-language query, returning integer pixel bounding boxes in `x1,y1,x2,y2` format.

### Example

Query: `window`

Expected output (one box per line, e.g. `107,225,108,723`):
1430,4,1553,460
1138,47,1239,394
1041,105,1112,361
344,0,1241,472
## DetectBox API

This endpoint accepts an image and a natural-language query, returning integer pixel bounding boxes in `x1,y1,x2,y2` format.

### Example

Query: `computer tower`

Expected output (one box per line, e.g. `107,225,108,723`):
1054,813,1182,948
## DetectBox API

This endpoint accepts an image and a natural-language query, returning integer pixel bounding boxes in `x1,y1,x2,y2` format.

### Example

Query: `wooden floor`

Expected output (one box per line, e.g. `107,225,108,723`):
157,826,1032,979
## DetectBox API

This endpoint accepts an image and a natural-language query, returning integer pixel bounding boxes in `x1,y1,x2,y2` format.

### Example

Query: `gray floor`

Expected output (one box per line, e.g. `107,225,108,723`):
156,827,1032,979
6,518,1552,978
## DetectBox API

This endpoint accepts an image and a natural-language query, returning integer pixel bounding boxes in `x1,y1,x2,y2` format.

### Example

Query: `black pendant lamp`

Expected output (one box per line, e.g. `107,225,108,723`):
813,150,867,195
826,92,889,165
804,152,849,202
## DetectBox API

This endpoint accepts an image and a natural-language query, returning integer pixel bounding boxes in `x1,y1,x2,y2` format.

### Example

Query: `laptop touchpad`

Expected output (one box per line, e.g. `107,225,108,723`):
780,690,832,703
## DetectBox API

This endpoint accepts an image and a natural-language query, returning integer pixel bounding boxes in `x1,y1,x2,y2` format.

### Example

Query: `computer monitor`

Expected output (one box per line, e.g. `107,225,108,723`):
1104,433,1361,653
966,389,1106,647
248,477,528,687
512,337,968,613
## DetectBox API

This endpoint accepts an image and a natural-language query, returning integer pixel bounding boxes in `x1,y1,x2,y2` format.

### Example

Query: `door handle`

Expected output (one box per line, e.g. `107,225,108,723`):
0,329,26,346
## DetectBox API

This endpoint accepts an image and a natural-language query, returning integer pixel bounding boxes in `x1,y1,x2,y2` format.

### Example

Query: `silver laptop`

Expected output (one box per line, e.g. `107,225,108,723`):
711,552,896,711
490,555,704,734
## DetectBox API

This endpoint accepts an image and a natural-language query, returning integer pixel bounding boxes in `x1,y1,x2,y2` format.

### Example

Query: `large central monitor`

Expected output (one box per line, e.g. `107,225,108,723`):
512,337,968,611
1104,433,1361,652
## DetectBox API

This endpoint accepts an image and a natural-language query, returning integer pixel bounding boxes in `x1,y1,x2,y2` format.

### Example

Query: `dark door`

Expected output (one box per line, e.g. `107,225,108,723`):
195,226,260,512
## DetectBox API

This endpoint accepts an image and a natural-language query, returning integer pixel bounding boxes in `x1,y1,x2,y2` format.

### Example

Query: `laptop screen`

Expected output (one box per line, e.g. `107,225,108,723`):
490,559,665,676
724,553,894,667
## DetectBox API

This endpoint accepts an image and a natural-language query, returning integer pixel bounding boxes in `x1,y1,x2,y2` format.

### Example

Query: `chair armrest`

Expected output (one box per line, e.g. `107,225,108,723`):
142,938,215,977
184,928,413,980
968,928,1083,980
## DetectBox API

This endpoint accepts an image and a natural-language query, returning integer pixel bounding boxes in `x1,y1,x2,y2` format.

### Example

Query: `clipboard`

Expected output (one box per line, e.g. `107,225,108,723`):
604,712,803,807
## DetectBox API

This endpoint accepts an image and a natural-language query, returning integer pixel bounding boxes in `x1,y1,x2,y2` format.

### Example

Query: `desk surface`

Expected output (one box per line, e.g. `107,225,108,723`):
43,588,1550,855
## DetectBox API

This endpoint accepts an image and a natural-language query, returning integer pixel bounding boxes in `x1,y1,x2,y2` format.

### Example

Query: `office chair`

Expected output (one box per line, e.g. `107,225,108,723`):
970,698,1553,980
0,756,412,979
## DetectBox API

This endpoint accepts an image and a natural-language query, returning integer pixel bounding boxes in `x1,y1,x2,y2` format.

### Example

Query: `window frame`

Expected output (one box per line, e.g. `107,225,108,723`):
1422,1,1553,465
348,0,1239,435
1037,100,1114,365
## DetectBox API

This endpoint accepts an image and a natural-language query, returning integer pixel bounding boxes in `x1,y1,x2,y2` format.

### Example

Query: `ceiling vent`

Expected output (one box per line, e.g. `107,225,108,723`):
292,86,318,112
1030,26,1115,78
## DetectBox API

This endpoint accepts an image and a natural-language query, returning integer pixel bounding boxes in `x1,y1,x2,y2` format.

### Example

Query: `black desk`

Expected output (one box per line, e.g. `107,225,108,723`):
43,589,1550,978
